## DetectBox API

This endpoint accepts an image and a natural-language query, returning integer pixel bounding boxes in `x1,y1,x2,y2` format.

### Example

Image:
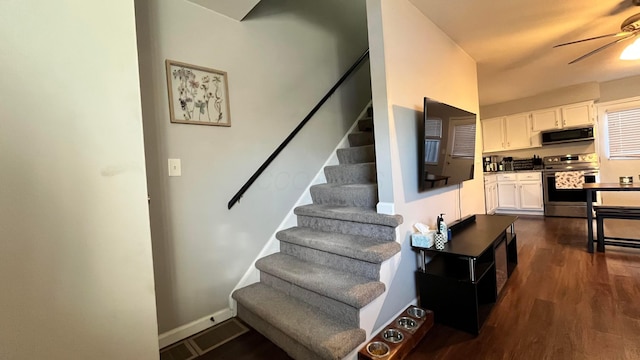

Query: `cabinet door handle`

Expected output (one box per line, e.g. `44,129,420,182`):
563,119,566,126
555,120,558,127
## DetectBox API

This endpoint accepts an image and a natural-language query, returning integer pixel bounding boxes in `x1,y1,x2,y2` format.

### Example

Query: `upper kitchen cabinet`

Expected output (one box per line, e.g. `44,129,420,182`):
482,117,505,153
504,113,531,149
482,113,536,153
531,101,594,132
531,108,561,132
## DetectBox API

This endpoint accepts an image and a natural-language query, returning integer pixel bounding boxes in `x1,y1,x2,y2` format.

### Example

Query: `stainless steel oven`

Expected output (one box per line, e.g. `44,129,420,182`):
543,153,600,218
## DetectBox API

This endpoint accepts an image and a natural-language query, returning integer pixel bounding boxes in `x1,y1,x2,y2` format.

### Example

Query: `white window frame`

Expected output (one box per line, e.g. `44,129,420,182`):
597,97,640,160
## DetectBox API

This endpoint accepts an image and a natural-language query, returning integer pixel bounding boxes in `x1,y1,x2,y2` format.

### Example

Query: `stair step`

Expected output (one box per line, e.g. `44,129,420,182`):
256,253,385,308
357,117,373,132
260,272,361,328
277,227,400,263
324,162,376,184
348,132,374,147
337,145,375,164
233,283,365,360
310,183,378,208
294,204,402,228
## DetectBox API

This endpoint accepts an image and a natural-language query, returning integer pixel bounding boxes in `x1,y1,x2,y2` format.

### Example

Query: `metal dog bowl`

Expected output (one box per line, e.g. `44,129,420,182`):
396,316,418,331
366,341,390,357
382,328,404,343
407,307,426,319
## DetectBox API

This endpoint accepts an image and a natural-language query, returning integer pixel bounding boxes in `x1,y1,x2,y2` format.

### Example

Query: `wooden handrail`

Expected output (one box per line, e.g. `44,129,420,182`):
228,49,370,209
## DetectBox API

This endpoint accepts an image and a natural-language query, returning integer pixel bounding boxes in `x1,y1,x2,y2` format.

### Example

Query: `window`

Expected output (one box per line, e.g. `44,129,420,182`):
425,118,442,137
424,139,440,165
606,106,640,159
424,117,442,165
451,123,476,158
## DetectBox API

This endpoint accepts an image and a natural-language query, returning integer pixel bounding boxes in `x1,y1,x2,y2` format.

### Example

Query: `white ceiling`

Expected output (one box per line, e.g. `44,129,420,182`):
410,0,640,106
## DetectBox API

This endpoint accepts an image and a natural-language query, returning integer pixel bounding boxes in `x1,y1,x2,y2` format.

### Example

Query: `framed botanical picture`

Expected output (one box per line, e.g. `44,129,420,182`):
165,60,231,126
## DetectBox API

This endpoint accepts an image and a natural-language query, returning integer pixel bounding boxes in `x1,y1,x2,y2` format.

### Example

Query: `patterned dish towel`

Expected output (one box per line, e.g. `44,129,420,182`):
555,171,585,189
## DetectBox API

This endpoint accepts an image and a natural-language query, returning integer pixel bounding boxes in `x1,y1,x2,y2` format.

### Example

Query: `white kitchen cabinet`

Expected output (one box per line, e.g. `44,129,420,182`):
530,101,593,132
497,174,518,209
504,113,531,149
562,101,593,128
496,172,543,214
482,117,505,153
484,174,498,214
531,108,561,132
482,114,537,153
517,172,543,210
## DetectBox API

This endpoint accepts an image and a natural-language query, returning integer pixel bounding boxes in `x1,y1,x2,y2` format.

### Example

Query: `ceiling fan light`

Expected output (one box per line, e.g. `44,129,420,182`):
620,38,640,60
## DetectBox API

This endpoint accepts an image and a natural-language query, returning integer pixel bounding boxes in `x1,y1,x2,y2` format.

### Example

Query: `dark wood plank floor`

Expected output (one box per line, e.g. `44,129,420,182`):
198,216,640,360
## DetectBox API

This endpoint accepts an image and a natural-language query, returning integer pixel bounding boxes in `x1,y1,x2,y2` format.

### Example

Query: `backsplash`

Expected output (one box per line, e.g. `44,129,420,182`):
483,140,595,160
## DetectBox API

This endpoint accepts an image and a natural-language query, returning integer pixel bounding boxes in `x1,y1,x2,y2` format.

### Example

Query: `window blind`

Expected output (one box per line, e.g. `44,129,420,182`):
425,140,440,164
425,118,442,137
451,124,476,158
607,107,640,158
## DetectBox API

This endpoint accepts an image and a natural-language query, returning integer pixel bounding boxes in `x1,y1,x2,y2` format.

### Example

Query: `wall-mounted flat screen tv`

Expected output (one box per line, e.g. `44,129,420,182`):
419,97,477,192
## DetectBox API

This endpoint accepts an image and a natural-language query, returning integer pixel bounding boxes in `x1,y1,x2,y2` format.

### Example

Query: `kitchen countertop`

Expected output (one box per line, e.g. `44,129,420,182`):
483,170,543,175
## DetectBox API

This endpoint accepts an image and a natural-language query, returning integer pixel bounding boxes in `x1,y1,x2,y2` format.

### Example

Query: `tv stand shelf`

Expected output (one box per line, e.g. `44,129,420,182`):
413,215,518,335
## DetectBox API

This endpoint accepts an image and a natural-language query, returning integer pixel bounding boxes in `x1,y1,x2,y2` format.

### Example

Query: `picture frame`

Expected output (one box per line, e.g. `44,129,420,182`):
165,59,231,126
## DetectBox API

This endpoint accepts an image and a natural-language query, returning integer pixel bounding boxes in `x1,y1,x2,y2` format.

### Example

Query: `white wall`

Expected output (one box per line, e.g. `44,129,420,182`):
0,1,159,359
367,0,483,329
135,0,372,333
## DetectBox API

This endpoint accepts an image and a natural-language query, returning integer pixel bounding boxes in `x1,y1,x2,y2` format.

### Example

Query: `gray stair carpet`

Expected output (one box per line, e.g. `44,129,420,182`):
232,107,403,360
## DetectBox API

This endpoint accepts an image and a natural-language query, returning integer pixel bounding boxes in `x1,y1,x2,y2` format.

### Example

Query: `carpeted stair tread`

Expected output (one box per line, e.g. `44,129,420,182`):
277,227,400,263
294,204,403,228
337,144,375,164
310,183,378,208
256,253,385,308
358,117,373,131
348,132,374,147
324,162,376,184
233,283,365,360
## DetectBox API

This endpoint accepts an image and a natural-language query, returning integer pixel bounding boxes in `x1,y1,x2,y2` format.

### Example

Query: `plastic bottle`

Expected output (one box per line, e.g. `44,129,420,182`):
437,213,448,243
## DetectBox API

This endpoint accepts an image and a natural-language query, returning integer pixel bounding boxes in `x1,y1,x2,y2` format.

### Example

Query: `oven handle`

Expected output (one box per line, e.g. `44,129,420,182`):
544,170,599,176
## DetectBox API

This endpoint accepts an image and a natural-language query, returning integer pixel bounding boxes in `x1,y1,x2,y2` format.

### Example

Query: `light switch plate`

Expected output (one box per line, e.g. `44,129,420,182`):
168,159,181,176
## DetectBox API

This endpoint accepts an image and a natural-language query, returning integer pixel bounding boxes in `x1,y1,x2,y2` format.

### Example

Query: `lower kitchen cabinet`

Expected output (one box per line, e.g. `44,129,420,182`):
484,174,498,214
495,172,543,214
497,180,518,209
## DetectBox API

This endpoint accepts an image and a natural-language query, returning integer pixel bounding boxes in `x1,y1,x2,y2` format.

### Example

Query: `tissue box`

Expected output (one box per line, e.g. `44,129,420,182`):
411,231,435,248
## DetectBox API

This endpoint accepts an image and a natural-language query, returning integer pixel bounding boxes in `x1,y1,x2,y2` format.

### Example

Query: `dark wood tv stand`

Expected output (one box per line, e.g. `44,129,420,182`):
413,215,518,334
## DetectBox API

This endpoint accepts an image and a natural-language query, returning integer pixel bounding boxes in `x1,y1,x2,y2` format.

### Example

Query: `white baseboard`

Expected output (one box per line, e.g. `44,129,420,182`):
158,307,233,349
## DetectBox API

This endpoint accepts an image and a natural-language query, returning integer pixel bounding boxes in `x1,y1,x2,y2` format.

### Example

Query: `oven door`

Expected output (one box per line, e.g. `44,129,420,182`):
543,170,599,205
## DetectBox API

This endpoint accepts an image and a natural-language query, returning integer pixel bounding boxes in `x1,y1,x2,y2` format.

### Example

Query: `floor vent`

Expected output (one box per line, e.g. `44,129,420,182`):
160,341,198,360
188,318,249,355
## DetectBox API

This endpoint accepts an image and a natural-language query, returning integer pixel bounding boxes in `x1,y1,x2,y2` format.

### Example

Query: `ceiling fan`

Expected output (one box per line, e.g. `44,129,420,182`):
555,2,640,64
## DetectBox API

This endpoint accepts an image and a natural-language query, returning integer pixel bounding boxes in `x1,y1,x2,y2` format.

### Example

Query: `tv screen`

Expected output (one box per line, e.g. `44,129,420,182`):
419,97,477,192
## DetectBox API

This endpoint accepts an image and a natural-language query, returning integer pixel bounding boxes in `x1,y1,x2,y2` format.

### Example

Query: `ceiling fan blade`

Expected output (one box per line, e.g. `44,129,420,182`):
554,32,629,48
568,32,638,64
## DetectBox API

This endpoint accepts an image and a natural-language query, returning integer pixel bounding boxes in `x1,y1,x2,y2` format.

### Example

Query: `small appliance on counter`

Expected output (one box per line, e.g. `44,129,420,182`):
483,156,500,172
502,157,514,171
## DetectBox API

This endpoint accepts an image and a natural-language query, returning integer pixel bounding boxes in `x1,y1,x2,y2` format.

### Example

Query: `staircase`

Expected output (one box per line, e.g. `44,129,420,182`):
232,109,403,360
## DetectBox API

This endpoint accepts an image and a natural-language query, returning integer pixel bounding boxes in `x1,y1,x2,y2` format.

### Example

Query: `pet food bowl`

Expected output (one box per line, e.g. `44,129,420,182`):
396,317,418,331
407,306,426,319
366,341,390,357
381,328,404,343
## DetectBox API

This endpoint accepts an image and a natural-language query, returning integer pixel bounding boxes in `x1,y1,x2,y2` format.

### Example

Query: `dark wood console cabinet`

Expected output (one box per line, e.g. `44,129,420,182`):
414,215,518,335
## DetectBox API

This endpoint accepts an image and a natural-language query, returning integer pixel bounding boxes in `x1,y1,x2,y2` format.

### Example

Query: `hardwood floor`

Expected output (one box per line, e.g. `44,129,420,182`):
198,216,640,360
